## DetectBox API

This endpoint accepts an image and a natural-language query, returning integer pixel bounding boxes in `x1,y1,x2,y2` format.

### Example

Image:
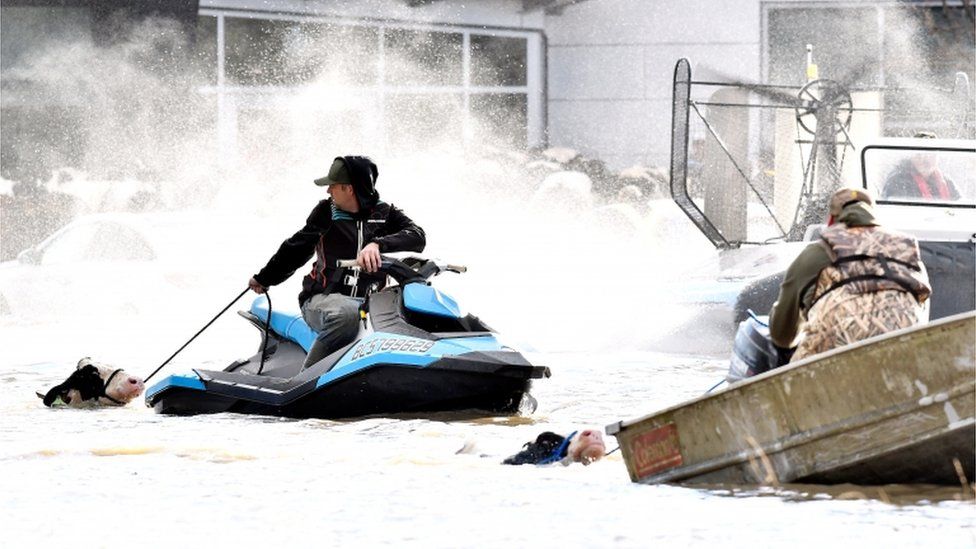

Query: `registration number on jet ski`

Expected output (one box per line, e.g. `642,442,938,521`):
349,336,435,360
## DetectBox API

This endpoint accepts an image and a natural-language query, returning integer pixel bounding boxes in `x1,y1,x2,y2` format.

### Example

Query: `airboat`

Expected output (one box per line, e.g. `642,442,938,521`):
656,54,975,349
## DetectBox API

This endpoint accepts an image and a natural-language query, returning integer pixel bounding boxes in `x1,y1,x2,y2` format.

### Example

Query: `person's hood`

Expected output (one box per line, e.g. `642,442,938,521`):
337,156,380,213
837,201,878,227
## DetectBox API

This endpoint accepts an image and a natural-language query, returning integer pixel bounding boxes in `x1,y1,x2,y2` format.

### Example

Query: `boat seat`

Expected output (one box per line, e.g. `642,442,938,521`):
249,296,317,353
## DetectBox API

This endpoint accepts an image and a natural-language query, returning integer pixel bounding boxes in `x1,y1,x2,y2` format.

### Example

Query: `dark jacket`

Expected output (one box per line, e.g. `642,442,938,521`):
253,156,426,306
881,159,960,201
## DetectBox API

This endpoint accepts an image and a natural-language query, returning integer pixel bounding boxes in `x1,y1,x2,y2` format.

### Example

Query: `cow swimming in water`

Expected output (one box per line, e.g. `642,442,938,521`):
39,358,144,407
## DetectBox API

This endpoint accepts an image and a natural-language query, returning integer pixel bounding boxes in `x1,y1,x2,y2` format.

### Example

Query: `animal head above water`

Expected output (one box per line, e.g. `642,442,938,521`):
40,358,145,407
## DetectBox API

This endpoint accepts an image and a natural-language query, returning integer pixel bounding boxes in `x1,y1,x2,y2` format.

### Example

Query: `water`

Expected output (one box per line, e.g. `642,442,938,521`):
2,174,973,547
2,346,973,547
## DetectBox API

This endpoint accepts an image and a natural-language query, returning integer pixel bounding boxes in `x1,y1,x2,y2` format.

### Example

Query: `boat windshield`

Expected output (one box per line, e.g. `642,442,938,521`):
862,145,976,208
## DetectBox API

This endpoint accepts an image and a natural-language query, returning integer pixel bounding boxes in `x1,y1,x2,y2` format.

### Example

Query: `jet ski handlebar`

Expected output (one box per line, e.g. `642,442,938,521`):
337,256,466,283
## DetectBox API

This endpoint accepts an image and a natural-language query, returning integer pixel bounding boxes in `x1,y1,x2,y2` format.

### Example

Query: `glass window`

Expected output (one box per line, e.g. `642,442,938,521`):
383,29,462,86
470,35,527,87
767,7,880,87
225,17,303,86
280,22,379,87
883,5,975,86
1,7,92,74
0,106,86,184
192,15,217,86
384,93,463,151
225,18,378,87
469,93,527,149
863,147,975,206
767,5,975,137
881,5,976,137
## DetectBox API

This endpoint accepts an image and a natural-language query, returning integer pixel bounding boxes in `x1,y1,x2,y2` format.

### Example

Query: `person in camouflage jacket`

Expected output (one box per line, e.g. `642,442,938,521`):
769,188,931,362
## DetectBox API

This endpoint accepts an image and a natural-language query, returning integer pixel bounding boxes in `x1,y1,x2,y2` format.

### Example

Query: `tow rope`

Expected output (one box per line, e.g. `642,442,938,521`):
144,288,250,383
256,292,272,375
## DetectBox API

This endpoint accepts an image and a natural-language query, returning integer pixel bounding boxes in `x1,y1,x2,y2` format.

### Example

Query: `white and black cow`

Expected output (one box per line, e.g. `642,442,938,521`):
39,358,145,407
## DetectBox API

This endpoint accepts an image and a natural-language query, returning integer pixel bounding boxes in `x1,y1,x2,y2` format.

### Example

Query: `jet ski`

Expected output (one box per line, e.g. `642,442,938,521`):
145,256,550,419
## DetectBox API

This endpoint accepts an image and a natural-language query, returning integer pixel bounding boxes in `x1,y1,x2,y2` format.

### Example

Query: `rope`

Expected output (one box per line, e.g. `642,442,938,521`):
144,288,249,383
705,378,727,394
256,292,272,375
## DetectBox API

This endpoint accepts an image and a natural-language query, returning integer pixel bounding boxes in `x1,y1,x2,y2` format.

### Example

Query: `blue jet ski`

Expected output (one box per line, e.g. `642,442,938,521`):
146,256,550,419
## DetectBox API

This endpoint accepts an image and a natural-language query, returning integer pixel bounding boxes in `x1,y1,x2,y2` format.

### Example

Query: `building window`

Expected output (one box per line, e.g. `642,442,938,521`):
766,3,975,137
384,28,463,87
0,6,93,74
385,93,464,151
224,17,379,87
193,15,218,86
0,6,94,183
470,34,527,87
470,93,528,148
202,10,542,161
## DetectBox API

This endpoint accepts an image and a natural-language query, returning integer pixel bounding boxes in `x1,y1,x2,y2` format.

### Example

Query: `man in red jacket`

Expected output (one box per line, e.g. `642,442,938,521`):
248,156,426,367
881,132,961,202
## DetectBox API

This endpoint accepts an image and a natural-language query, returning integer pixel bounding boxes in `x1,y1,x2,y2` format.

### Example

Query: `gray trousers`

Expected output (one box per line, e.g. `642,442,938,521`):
300,293,363,368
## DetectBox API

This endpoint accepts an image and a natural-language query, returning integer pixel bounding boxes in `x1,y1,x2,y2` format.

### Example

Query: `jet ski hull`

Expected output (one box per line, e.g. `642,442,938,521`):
148,350,549,419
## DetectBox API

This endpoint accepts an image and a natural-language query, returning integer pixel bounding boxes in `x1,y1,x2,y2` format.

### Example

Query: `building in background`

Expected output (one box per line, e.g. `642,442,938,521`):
1,0,973,184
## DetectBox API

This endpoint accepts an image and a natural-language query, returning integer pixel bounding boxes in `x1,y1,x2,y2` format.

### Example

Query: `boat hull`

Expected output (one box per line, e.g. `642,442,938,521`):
607,312,976,486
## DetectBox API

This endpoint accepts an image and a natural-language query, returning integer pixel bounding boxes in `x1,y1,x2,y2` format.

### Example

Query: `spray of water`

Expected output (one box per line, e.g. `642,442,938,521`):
0,11,719,364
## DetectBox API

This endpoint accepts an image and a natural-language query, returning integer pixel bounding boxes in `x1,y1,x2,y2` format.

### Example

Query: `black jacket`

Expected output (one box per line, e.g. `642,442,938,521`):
253,156,426,306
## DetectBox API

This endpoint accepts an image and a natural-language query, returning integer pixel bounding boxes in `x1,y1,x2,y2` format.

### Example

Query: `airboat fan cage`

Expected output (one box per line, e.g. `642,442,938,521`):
668,58,975,250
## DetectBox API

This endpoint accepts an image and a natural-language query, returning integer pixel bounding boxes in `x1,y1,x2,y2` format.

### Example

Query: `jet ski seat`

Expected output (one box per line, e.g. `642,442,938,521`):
249,296,317,353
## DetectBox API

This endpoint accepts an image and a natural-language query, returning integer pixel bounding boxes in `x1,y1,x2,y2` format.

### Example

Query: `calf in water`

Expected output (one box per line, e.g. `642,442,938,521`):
503,429,607,466
39,358,145,407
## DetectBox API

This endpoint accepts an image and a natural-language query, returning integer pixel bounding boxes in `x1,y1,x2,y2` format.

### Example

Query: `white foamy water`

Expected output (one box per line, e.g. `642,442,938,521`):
2,182,974,547
2,351,974,547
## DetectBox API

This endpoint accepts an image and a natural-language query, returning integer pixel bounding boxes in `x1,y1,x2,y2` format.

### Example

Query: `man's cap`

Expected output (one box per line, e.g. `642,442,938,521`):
829,187,874,217
313,158,351,187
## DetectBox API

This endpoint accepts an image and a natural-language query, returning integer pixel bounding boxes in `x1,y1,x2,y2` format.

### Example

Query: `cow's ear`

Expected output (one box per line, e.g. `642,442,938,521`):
73,366,105,401
77,357,92,370
42,384,68,407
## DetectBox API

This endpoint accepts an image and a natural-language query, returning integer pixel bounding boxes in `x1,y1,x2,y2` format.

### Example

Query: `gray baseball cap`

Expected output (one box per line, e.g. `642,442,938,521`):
313,158,351,186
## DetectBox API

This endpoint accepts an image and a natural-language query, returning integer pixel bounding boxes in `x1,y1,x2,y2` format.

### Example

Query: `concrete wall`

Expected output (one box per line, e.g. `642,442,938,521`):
543,0,765,170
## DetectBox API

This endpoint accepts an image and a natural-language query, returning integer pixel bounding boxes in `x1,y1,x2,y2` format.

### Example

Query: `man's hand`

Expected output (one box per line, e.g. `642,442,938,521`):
357,243,381,273
248,277,267,294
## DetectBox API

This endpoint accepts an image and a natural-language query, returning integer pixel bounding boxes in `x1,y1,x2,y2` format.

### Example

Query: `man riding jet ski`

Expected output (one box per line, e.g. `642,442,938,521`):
147,154,549,418
146,256,549,418
248,155,426,369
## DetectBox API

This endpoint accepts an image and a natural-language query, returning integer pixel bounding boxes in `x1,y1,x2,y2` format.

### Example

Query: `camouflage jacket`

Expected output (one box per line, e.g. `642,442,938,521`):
769,202,929,347
808,224,931,310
